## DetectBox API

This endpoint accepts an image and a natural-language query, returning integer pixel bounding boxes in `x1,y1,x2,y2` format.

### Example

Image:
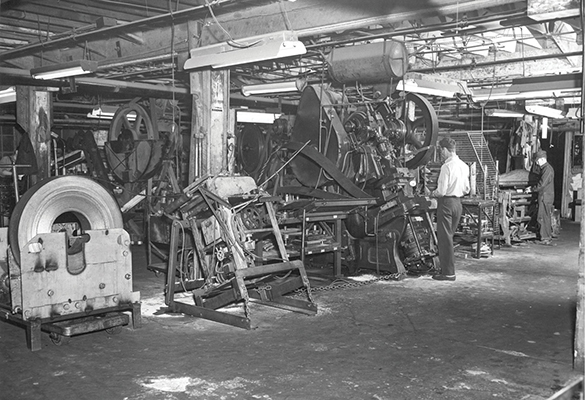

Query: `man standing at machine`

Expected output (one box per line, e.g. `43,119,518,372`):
431,137,470,281
531,150,555,245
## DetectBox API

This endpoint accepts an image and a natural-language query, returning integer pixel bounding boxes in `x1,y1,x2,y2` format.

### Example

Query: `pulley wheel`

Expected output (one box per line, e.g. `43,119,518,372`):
289,85,350,187
104,103,163,183
9,176,123,265
400,93,439,169
237,124,268,178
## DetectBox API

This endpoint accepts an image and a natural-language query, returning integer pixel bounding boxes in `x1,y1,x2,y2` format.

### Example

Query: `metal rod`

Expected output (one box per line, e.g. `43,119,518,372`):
257,140,311,188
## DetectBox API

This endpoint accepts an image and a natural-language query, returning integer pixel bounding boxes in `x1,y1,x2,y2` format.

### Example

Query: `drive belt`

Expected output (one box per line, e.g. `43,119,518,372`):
284,141,373,199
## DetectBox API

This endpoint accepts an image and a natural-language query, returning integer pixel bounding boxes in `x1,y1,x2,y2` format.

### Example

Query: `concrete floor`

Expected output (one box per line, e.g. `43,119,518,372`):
0,221,583,399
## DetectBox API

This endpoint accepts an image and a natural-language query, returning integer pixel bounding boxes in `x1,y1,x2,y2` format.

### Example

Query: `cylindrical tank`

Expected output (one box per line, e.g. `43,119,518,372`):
328,41,409,84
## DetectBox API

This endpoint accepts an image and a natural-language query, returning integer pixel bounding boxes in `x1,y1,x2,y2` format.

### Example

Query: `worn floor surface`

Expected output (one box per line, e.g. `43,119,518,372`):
0,221,583,400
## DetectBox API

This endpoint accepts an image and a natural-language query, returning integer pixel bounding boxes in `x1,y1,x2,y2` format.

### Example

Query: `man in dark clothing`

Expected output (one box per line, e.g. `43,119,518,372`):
531,150,555,245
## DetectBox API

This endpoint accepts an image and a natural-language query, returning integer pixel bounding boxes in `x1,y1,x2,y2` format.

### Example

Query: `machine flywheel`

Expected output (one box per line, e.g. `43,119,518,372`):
9,176,123,264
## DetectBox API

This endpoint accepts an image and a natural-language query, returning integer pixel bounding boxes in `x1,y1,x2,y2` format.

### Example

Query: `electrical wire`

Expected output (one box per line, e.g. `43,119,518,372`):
278,0,294,32
204,0,261,49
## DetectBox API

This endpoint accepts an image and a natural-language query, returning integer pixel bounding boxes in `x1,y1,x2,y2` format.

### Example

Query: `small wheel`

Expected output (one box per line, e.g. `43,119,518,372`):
105,325,123,335
49,332,71,346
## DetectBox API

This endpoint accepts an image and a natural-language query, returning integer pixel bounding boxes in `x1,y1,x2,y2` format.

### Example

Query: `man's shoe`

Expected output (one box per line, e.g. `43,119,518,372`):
432,274,456,281
536,239,555,246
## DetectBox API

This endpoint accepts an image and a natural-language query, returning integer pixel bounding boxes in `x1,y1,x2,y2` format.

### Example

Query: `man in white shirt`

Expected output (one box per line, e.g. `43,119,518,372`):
431,137,470,281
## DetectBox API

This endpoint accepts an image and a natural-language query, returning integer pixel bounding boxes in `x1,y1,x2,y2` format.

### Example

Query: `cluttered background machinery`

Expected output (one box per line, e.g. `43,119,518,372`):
236,42,441,277
0,41,443,336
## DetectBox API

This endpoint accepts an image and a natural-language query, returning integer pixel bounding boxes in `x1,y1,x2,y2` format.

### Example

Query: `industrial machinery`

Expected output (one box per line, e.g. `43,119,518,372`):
158,175,317,329
104,102,168,184
237,80,441,275
0,176,141,351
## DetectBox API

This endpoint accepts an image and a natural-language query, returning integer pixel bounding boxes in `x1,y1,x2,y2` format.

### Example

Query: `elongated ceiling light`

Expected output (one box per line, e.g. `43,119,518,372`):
472,73,582,102
396,73,471,98
236,111,281,124
184,31,306,70
31,60,98,80
241,79,306,97
0,86,16,104
87,105,136,121
485,109,525,118
525,105,565,119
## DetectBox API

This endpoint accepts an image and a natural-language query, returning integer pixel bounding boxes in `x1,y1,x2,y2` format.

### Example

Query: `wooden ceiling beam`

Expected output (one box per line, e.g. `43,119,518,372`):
0,12,75,32
2,3,96,26
76,0,169,15
0,30,42,42
198,0,527,45
25,0,152,21
0,0,270,61
0,19,68,36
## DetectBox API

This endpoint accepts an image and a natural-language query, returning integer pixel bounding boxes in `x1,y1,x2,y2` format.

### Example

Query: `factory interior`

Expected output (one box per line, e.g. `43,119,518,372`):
0,0,584,398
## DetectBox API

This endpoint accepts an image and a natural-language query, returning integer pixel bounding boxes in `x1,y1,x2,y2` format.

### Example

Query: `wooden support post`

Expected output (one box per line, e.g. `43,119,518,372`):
15,86,52,185
575,133,585,372
189,69,230,181
575,24,585,371
561,132,573,218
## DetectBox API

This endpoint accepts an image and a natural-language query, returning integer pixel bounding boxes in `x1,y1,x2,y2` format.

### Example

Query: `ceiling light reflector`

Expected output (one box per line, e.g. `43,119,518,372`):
184,31,306,70
31,60,98,80
87,105,136,121
241,79,306,97
0,86,16,104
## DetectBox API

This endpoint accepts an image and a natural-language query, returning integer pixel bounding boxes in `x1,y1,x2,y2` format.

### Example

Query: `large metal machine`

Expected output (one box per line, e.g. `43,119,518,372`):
237,81,441,275
0,176,141,351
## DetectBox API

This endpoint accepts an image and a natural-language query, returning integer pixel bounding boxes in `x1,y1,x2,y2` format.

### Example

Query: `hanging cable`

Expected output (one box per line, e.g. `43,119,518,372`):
278,0,294,31
205,0,261,48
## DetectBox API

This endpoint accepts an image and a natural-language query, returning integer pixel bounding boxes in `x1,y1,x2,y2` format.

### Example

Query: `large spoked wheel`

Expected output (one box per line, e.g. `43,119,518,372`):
399,93,439,169
104,103,163,183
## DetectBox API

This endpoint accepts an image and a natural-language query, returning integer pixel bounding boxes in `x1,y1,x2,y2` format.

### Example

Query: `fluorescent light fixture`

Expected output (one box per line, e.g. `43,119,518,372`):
236,111,281,124
396,72,471,98
484,109,525,118
0,86,16,104
31,60,98,80
87,105,136,121
473,88,581,102
541,117,549,139
525,105,565,119
241,78,306,97
184,30,306,70
472,73,582,102
566,107,582,119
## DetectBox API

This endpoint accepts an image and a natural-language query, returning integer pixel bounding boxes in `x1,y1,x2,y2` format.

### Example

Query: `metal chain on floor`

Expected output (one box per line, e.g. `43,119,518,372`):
292,272,405,296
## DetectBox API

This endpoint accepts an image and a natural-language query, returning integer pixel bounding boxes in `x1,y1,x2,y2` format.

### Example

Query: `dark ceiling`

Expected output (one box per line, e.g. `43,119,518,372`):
0,0,582,130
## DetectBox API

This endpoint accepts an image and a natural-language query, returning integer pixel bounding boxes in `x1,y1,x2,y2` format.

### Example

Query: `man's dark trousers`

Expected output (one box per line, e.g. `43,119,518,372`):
437,197,463,276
